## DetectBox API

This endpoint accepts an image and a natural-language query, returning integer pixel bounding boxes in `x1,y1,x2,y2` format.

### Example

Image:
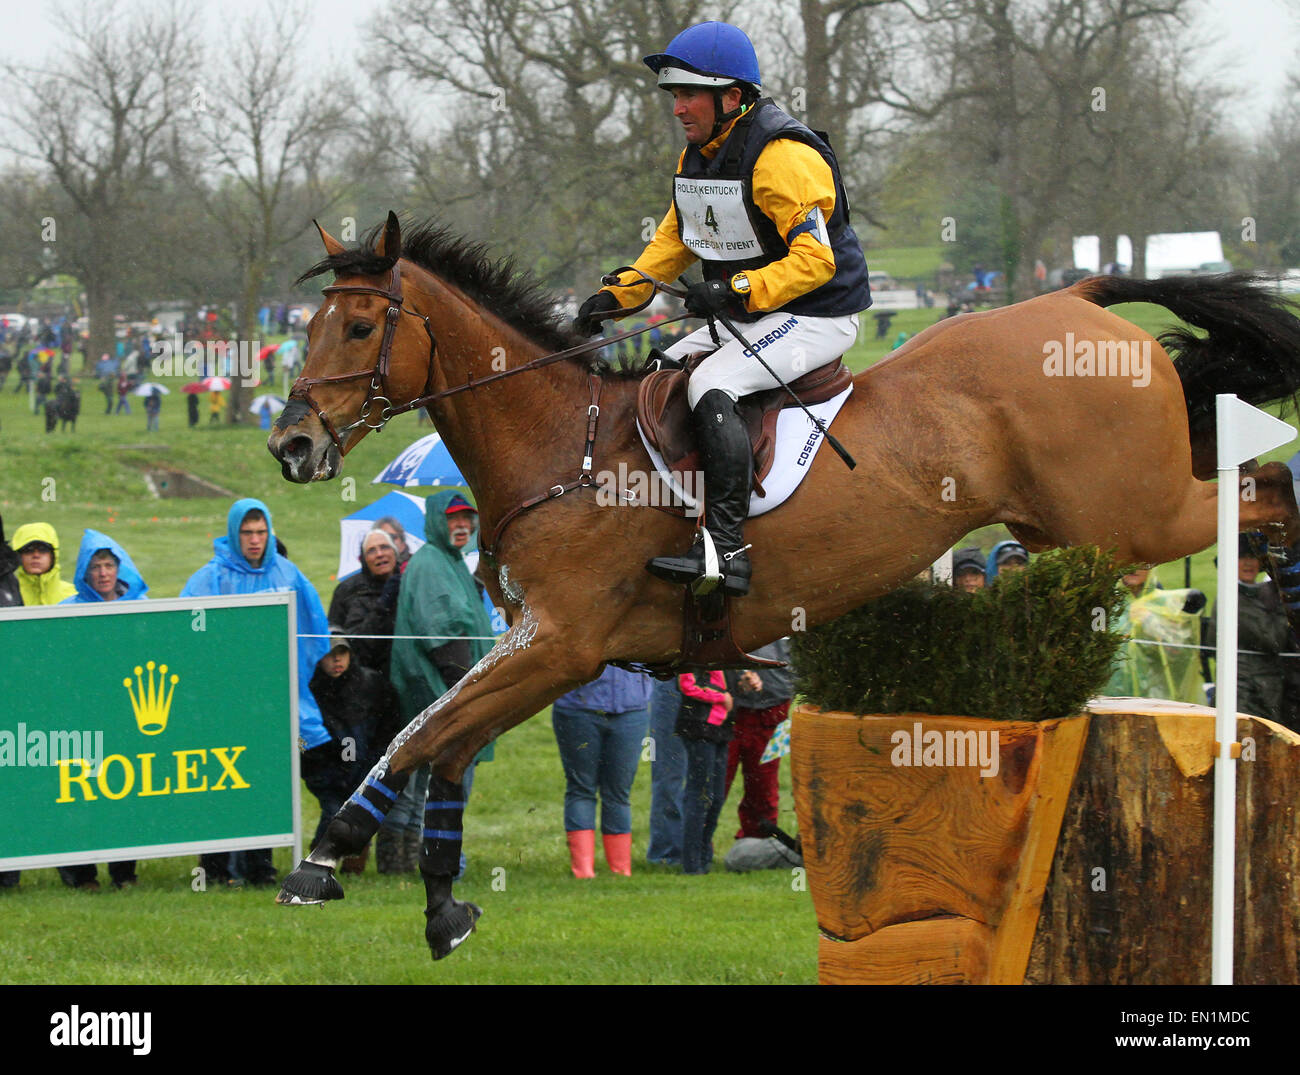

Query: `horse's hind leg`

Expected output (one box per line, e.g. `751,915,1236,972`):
1119,462,1300,565
420,773,480,960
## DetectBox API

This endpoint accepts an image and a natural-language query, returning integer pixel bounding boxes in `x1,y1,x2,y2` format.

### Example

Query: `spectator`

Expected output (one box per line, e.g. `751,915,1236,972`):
34,366,51,415
144,387,162,432
986,540,1029,583
1103,566,1205,704
308,628,403,875
0,514,21,608
381,491,494,895
209,390,223,423
0,350,10,392
551,665,652,878
952,546,986,592
56,529,149,889
676,669,734,875
328,529,400,676
373,515,413,568
186,391,200,428
0,515,20,889
115,371,131,414
1206,535,1291,723
12,523,77,605
645,675,687,866
722,638,794,841
180,498,330,887
61,529,149,604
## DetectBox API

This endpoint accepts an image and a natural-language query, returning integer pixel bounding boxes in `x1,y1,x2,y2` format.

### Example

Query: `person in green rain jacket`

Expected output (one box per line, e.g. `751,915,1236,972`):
378,491,494,887
371,490,494,955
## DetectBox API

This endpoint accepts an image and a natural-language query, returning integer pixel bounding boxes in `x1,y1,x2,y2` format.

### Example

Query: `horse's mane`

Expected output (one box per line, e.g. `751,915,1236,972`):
297,219,603,361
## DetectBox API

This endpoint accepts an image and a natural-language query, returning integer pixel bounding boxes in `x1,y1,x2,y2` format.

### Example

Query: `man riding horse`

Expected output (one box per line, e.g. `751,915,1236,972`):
576,20,872,599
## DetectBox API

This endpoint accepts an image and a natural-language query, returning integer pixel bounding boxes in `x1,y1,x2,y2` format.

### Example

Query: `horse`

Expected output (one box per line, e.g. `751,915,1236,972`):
267,212,1300,958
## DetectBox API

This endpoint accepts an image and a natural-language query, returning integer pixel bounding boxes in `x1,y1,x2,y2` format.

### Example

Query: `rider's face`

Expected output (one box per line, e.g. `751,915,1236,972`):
671,86,742,144
672,88,716,144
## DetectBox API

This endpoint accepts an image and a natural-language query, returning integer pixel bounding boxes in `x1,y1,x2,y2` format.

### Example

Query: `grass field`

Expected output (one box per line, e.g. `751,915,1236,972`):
2,292,1296,983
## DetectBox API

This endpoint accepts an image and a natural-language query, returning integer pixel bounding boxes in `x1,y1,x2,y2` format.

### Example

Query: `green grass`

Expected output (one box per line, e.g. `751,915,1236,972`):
0,366,813,983
0,714,814,984
864,245,945,280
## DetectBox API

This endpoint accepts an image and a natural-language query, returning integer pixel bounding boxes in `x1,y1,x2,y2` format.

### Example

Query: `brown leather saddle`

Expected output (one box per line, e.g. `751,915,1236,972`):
636,358,852,498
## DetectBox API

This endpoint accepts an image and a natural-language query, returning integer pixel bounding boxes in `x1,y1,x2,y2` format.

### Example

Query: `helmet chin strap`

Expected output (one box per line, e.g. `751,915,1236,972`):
709,91,748,140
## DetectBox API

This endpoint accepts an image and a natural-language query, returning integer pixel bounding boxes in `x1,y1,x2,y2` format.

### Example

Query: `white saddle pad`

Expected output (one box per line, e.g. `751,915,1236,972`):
635,383,853,518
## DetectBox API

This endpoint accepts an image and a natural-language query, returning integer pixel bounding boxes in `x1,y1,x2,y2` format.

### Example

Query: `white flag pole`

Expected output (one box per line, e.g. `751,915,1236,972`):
1212,394,1297,984
1212,396,1241,986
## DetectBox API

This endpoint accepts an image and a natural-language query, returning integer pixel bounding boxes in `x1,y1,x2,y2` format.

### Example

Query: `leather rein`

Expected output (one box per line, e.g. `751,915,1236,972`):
290,262,686,453
289,263,692,555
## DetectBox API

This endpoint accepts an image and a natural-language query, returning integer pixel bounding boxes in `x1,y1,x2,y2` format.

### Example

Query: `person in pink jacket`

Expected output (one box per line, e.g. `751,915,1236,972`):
675,669,735,873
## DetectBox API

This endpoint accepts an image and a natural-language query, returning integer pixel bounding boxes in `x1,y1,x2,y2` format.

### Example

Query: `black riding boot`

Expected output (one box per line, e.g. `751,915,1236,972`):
646,388,753,596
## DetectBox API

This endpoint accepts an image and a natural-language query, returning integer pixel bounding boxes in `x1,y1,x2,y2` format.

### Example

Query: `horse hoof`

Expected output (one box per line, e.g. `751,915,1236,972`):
275,860,345,905
425,899,481,960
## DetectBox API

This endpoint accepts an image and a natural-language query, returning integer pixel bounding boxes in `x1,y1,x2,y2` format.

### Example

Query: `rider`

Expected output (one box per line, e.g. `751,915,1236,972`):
575,20,871,598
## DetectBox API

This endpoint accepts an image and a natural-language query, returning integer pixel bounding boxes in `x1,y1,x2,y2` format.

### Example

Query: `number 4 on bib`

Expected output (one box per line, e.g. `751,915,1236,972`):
704,205,719,233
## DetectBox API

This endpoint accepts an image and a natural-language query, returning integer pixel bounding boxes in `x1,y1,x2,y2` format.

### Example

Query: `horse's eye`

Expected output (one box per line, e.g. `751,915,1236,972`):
350,322,374,340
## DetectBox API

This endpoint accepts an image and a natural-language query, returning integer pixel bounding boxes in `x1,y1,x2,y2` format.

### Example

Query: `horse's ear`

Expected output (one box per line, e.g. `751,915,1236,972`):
375,211,402,261
314,219,346,257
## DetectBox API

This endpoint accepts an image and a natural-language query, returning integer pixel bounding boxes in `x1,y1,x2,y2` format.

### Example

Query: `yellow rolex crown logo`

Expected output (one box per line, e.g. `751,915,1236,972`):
123,660,179,735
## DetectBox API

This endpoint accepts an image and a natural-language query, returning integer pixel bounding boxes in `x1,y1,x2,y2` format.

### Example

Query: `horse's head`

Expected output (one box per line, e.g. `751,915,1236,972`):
269,212,437,483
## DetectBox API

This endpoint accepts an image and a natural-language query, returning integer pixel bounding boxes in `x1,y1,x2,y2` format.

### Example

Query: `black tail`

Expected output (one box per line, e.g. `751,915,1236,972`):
1075,272,1300,439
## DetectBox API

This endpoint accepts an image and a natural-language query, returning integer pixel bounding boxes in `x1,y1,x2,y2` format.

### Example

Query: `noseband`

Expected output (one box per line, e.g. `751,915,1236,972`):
288,260,438,452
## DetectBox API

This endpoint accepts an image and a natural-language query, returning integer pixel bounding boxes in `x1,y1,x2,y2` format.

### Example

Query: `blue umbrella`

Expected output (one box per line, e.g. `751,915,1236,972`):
372,433,467,488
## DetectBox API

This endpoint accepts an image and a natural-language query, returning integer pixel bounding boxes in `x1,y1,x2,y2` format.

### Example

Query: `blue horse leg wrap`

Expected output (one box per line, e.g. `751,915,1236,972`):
326,768,413,851
420,774,466,878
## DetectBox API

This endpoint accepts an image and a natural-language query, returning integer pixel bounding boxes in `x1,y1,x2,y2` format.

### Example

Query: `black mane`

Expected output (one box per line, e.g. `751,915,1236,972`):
297,219,583,355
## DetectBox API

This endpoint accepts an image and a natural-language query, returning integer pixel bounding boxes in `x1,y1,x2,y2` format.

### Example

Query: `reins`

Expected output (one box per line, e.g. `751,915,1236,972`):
290,261,696,557
289,262,688,453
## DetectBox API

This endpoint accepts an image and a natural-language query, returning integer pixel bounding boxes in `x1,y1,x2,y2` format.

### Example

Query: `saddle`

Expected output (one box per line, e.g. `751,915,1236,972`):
636,358,851,497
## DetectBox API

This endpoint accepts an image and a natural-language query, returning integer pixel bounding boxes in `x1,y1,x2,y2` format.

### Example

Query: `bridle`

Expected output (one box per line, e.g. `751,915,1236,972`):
287,261,689,454
289,260,439,453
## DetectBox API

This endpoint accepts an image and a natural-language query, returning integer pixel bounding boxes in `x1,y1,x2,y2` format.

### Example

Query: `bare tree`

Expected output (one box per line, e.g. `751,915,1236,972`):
0,0,196,366
179,0,359,421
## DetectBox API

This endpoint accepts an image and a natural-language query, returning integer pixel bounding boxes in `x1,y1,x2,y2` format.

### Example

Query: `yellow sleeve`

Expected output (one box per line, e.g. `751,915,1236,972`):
745,139,839,313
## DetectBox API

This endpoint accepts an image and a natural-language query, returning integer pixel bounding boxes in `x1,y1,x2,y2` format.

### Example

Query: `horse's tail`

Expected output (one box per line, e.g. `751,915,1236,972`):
1073,272,1300,439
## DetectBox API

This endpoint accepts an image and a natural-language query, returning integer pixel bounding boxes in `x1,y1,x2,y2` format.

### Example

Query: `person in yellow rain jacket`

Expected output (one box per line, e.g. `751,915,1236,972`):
11,521,77,606
574,21,872,599
1104,566,1207,704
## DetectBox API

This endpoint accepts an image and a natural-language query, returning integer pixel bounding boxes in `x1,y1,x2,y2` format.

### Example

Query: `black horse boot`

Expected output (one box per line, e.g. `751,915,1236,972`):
647,388,753,596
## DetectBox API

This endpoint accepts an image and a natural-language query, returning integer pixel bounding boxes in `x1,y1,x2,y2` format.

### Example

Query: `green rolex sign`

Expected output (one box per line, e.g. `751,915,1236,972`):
0,594,301,869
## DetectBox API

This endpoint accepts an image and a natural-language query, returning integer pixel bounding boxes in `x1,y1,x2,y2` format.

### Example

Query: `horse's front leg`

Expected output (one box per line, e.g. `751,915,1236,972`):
277,609,604,960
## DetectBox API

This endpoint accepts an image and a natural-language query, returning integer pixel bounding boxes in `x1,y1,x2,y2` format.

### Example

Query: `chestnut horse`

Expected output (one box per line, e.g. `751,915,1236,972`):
268,213,1300,956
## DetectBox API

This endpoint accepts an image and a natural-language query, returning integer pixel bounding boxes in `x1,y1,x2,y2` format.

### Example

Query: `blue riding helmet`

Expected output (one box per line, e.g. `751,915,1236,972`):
643,21,762,91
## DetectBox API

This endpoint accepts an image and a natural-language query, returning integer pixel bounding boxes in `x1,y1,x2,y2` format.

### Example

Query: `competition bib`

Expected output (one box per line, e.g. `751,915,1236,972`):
674,177,762,261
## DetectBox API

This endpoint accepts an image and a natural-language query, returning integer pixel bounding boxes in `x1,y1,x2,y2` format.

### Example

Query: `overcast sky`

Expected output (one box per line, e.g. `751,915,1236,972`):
0,0,1295,132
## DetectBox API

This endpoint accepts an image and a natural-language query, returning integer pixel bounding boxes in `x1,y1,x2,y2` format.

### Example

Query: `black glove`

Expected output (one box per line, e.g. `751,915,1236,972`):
574,291,620,336
684,278,743,318
1182,589,1207,616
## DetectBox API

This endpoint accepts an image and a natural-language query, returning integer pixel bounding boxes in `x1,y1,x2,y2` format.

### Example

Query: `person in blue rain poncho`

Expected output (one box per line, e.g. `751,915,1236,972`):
62,528,149,604
181,497,331,886
57,528,149,889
